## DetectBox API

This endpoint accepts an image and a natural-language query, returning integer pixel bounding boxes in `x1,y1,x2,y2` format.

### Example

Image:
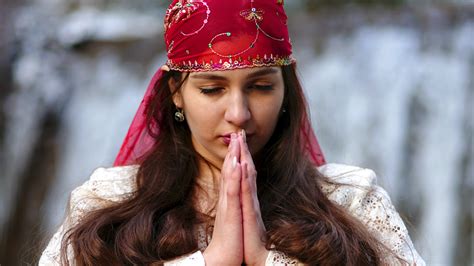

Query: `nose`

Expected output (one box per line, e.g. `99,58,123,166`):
224,90,251,127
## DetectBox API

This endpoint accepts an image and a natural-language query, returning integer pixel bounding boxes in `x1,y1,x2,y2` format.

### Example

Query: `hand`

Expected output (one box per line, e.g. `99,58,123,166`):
203,133,243,266
239,130,269,266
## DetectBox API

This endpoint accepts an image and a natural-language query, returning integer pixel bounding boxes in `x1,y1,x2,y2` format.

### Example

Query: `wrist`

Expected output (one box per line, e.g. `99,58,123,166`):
203,249,219,266
203,249,241,266
247,249,270,266
259,249,270,266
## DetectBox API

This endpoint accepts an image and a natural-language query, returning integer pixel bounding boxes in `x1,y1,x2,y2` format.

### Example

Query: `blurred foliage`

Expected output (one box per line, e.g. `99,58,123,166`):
301,0,474,10
303,0,421,10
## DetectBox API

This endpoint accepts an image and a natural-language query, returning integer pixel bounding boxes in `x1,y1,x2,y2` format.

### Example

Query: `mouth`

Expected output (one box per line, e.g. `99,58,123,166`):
221,132,253,146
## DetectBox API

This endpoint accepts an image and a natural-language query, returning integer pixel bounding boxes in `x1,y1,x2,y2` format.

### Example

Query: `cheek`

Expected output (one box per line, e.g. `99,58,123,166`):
250,94,284,140
181,93,223,142
255,103,280,122
185,105,217,136
255,90,284,123
185,105,230,161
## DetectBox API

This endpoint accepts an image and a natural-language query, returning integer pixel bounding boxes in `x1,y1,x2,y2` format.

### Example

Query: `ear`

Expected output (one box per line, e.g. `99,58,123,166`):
171,87,184,109
163,65,184,109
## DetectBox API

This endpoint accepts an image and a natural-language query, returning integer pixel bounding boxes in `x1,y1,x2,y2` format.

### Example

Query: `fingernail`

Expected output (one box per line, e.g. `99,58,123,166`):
232,156,237,169
231,133,236,140
241,129,246,143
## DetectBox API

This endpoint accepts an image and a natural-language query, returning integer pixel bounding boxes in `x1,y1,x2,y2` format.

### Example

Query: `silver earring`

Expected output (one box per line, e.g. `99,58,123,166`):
174,108,185,122
282,108,287,114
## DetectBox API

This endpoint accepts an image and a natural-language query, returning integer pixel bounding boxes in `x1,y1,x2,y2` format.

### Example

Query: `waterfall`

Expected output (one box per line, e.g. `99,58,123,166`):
0,1,472,265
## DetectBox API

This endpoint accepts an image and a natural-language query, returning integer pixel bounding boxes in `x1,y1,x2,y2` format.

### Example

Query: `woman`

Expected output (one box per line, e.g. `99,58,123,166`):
40,0,425,265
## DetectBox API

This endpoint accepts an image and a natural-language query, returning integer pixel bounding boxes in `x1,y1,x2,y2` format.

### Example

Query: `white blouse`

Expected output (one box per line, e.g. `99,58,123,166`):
39,163,425,265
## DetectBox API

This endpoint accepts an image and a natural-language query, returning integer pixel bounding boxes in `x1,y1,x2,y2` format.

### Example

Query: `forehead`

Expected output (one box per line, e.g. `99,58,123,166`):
188,66,281,80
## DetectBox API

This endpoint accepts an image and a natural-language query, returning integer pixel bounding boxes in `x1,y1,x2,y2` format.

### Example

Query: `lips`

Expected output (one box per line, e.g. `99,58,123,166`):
221,132,253,145
222,135,232,145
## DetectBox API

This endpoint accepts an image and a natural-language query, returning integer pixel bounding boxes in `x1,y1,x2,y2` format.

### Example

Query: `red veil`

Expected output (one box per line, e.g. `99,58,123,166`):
113,0,326,167
113,68,326,167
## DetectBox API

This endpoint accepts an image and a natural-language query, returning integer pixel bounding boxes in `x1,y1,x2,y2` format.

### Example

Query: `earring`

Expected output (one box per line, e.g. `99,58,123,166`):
282,108,287,114
174,108,185,122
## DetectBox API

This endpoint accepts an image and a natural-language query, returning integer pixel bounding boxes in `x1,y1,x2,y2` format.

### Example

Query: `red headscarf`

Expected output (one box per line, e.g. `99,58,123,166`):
113,0,325,166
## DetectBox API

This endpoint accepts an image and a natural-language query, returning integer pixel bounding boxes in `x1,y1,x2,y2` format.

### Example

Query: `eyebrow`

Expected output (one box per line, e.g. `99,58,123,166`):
190,68,279,81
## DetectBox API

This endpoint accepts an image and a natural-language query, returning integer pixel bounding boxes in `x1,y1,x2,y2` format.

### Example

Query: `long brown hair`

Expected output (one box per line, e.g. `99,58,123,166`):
61,64,391,265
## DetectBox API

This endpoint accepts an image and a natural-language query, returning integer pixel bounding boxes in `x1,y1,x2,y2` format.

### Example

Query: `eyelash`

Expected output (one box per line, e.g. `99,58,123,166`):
199,85,274,94
199,87,222,94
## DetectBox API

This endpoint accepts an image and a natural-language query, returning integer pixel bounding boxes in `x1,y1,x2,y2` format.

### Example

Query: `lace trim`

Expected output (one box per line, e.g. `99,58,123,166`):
266,250,299,265
39,163,424,265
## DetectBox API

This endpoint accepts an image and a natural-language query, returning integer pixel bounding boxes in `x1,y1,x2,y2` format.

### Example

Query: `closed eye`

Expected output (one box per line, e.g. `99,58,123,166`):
199,87,223,94
250,84,274,91
199,84,273,94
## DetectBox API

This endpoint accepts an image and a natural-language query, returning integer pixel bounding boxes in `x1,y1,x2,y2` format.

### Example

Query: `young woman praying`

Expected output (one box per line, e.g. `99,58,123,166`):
40,0,425,265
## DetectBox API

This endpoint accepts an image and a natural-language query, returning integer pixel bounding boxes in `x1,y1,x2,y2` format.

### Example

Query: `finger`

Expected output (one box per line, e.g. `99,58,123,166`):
241,165,260,229
222,133,241,181
238,132,257,200
222,134,242,207
241,162,251,194
227,166,241,199
238,133,257,190
219,160,242,229
238,130,255,170
230,132,241,162
220,135,233,195
220,133,239,202
241,162,258,215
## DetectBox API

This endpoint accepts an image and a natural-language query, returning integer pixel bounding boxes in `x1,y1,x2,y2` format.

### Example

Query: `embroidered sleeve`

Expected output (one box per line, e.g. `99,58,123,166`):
39,166,138,265
266,250,302,265
319,164,425,265
39,223,68,265
349,184,426,265
265,164,426,266
38,180,110,265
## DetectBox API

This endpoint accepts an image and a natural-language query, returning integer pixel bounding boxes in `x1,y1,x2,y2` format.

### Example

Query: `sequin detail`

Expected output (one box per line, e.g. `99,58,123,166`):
181,1,210,36
165,1,194,31
164,0,210,37
242,1,285,41
166,54,295,72
164,0,292,72
206,1,284,60
240,8,265,21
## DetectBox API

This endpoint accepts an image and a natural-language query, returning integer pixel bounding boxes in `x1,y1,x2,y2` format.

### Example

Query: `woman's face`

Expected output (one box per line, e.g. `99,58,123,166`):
172,66,285,167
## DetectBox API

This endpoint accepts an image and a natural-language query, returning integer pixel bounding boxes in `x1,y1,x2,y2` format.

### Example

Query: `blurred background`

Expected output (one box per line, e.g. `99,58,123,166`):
0,0,472,265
